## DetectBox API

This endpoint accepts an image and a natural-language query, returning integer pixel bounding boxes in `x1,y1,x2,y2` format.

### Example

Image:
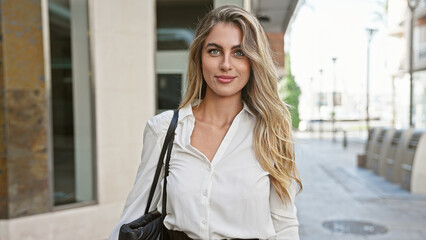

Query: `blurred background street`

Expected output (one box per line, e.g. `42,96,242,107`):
295,133,426,240
1,0,426,239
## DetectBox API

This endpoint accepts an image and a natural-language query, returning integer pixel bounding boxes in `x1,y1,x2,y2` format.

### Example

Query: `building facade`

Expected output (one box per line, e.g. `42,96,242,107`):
0,0,156,239
387,0,426,128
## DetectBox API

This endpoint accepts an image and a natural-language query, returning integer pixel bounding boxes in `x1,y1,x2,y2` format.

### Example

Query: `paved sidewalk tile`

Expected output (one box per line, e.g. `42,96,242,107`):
294,133,426,240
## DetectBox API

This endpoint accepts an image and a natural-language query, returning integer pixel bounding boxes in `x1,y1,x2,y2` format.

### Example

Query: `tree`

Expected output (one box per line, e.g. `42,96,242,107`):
279,53,301,129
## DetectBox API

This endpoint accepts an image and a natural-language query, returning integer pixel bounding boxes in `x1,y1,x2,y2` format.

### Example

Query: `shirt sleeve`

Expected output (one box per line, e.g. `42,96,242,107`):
109,120,164,240
269,182,300,240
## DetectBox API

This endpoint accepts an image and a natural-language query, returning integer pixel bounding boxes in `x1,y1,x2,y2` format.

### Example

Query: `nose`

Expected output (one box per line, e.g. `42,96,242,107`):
219,54,232,71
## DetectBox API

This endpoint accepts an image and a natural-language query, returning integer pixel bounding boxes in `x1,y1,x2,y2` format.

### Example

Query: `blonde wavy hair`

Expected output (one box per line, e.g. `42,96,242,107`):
179,5,302,203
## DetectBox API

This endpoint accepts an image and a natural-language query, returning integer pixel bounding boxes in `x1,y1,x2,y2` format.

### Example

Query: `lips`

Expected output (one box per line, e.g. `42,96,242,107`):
215,75,236,83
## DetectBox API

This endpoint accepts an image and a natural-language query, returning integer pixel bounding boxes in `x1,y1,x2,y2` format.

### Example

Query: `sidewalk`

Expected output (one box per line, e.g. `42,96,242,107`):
294,132,426,240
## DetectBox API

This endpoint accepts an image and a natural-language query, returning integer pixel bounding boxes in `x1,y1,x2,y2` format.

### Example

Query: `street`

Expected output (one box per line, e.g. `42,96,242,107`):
295,132,426,240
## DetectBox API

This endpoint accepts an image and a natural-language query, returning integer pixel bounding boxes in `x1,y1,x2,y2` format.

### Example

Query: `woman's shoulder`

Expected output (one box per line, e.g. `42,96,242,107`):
146,110,174,137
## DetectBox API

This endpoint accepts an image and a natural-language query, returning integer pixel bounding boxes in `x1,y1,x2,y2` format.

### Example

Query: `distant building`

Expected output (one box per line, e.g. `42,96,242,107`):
0,0,300,239
387,0,426,128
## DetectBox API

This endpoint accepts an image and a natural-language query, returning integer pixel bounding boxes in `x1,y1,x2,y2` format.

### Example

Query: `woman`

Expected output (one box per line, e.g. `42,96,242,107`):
111,5,302,240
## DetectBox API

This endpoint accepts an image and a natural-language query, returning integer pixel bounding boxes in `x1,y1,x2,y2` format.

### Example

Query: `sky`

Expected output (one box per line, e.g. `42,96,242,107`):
287,0,389,119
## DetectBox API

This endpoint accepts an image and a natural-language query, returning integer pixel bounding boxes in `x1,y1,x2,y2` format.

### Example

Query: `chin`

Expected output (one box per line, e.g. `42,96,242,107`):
213,90,242,98
205,84,245,99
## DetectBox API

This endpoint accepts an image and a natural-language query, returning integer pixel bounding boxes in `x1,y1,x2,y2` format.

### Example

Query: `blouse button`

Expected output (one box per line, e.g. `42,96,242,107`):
203,190,208,196
202,219,207,225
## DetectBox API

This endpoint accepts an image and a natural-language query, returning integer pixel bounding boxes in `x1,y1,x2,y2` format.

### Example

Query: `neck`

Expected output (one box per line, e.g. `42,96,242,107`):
193,92,243,126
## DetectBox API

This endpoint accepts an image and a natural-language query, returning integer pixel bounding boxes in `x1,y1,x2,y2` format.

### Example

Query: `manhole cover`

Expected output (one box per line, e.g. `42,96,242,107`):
322,220,388,235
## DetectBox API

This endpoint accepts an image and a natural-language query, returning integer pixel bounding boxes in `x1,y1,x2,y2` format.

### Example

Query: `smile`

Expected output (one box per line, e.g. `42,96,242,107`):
215,75,236,83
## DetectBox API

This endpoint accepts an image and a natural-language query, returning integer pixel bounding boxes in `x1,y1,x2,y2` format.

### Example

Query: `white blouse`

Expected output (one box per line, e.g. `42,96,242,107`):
110,103,299,240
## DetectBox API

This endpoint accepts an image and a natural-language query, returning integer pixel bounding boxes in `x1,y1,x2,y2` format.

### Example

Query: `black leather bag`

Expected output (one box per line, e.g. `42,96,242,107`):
119,110,179,240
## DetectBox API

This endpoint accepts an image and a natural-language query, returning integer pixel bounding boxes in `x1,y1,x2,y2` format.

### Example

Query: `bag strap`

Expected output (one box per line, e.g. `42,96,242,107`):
162,128,174,218
144,110,179,214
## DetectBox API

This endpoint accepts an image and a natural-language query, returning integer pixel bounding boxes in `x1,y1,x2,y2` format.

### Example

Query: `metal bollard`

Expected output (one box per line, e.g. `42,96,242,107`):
343,131,347,148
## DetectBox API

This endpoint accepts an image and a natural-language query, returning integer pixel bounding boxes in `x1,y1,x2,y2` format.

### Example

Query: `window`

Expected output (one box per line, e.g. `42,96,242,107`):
48,0,95,206
156,0,212,51
157,74,183,110
156,0,213,112
413,71,426,128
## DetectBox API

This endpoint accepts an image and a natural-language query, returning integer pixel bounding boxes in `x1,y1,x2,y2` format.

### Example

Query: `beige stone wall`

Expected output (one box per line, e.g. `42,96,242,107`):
90,0,156,205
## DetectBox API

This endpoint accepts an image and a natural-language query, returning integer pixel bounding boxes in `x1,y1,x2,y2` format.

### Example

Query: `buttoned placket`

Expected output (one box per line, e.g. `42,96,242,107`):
185,110,244,239
201,162,213,238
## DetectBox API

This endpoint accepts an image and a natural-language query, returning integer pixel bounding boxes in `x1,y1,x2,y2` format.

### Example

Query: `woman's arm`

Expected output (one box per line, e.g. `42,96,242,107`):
270,182,300,240
109,120,163,240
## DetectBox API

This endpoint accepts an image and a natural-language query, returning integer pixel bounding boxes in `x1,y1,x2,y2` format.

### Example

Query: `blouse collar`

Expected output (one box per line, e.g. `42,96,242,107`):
178,100,255,122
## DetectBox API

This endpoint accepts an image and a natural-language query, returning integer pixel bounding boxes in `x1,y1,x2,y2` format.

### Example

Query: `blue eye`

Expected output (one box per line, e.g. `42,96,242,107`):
235,50,245,56
208,49,220,55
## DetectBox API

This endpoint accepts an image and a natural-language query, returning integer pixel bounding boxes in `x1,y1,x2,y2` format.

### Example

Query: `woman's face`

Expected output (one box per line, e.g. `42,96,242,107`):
201,22,251,100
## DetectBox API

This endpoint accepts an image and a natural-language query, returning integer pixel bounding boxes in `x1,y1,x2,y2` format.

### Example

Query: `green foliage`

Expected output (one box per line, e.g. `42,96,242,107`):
279,54,301,129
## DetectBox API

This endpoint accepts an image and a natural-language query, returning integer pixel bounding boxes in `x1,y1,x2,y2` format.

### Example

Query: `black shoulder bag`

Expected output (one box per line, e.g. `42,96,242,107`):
119,110,179,240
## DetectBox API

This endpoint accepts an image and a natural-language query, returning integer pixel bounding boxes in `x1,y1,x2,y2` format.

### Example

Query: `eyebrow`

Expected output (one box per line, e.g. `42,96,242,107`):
205,43,241,50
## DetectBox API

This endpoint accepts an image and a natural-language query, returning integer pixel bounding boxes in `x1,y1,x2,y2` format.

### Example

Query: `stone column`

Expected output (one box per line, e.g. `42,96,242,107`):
0,0,49,218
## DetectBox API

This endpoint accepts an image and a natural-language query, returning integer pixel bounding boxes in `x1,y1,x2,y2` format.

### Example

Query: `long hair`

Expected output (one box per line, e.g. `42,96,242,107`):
179,5,302,203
